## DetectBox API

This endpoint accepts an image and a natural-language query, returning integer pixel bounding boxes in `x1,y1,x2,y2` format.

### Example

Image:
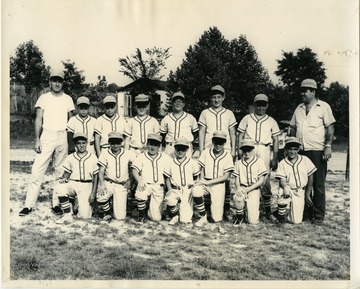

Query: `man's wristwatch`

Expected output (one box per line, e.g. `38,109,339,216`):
324,144,331,148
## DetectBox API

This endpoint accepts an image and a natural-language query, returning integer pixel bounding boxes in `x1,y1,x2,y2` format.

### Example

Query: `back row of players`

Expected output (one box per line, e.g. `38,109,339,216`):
19,69,335,227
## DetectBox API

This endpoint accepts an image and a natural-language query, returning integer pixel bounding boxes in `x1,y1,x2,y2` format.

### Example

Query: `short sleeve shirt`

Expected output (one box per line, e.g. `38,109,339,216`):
125,115,160,146
198,148,234,179
233,157,268,186
131,152,171,184
238,113,281,145
198,108,237,151
35,92,75,131
164,157,201,187
67,115,97,143
160,112,199,143
98,148,137,183
63,152,99,181
290,100,336,151
276,155,317,188
94,113,129,147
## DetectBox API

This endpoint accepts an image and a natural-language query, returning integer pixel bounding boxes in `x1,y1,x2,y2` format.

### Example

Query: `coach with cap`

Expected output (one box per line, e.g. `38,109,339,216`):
19,68,75,216
289,78,335,225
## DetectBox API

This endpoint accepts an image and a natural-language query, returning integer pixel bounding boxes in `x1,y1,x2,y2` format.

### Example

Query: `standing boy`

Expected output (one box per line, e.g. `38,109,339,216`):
131,134,171,222
54,133,99,224
274,137,317,224
67,96,96,155
125,94,160,154
237,94,280,221
289,79,335,225
94,95,129,157
164,138,201,225
19,69,75,216
232,139,268,225
192,131,234,226
198,85,237,220
160,92,199,158
96,132,137,222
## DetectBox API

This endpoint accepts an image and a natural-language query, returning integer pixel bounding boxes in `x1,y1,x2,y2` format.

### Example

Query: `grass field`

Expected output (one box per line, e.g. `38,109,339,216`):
8,161,350,281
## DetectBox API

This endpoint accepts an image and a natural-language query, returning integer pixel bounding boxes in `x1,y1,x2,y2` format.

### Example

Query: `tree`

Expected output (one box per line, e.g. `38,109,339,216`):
323,82,349,142
61,60,86,99
118,47,171,80
167,27,273,120
275,47,327,101
10,40,51,94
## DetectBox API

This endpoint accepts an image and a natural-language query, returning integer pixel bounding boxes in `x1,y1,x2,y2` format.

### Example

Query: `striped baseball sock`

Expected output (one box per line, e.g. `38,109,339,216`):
277,204,287,221
137,199,147,217
235,208,244,216
98,201,111,215
224,181,231,211
204,194,211,214
58,196,71,214
194,197,206,216
263,196,272,215
168,205,179,217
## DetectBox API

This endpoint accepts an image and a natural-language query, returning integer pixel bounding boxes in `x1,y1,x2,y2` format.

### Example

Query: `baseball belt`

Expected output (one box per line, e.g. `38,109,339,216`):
72,179,92,183
105,178,127,185
290,187,306,192
171,184,194,190
254,142,271,147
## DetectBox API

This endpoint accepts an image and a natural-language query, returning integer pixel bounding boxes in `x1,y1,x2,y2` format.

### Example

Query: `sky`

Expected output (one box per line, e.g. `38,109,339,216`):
2,0,359,88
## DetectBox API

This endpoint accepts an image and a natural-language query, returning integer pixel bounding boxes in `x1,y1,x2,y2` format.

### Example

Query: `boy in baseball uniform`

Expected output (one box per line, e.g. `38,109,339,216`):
237,94,280,221
192,131,234,226
131,134,171,222
96,132,137,222
232,139,268,225
67,96,96,155
19,69,75,216
54,132,99,224
164,138,201,225
198,85,237,221
274,137,317,224
160,92,198,158
125,94,160,154
94,95,129,157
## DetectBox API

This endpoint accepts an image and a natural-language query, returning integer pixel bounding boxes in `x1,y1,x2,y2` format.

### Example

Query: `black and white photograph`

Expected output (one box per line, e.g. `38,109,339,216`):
2,0,359,288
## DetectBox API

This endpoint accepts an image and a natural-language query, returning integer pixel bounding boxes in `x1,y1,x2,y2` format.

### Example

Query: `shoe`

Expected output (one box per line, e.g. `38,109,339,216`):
137,216,146,223
52,206,63,216
233,217,244,226
55,213,73,224
223,210,232,222
103,215,112,223
311,218,323,225
195,215,208,227
169,215,179,225
19,207,32,216
266,213,278,223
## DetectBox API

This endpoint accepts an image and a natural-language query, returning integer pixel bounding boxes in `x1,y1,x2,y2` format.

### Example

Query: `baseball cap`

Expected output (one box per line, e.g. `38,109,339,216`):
301,79,317,89
73,132,88,142
254,94,268,103
212,130,227,141
103,95,117,104
172,92,185,102
174,138,190,148
147,133,162,143
76,96,90,106
108,131,124,141
210,85,225,96
240,139,255,150
130,140,143,149
284,137,301,147
135,94,150,103
50,69,64,80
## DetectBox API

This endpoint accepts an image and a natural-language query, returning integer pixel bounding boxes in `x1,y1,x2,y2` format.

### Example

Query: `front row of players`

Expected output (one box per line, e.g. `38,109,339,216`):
53,130,317,226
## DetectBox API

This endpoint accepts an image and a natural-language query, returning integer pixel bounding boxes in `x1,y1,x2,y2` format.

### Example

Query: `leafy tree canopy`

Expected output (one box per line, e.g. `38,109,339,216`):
10,40,51,94
62,60,86,99
119,47,171,80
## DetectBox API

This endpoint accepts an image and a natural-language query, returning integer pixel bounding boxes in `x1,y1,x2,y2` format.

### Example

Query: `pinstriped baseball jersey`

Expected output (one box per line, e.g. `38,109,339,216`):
94,113,129,146
276,155,317,188
98,148,136,183
198,148,234,179
164,157,201,187
238,113,281,144
62,152,99,181
198,108,237,150
160,112,199,143
67,115,96,143
125,115,160,145
233,156,268,186
131,152,171,184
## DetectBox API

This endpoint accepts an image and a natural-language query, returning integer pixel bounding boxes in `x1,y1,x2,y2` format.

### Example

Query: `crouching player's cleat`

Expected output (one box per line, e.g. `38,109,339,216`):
103,214,112,223
195,215,208,227
19,207,32,216
55,213,73,224
168,215,179,225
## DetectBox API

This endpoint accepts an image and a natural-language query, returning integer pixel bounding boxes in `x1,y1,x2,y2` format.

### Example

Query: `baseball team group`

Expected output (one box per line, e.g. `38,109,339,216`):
18,69,336,228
